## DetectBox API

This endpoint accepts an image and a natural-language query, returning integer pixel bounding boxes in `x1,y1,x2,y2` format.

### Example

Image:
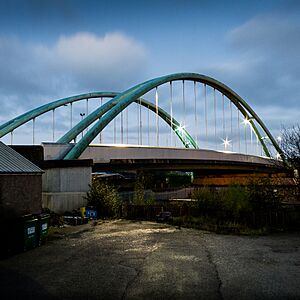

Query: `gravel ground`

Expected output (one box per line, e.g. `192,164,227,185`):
0,220,299,300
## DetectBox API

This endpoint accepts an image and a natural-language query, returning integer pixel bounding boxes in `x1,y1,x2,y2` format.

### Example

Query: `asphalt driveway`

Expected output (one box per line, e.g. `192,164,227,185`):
0,220,299,299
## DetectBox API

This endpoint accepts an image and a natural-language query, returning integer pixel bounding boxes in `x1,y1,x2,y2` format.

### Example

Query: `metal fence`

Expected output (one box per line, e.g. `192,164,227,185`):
124,203,300,229
119,187,196,202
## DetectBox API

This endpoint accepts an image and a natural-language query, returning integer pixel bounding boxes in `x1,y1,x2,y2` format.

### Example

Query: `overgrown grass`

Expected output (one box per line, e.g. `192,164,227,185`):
171,216,271,235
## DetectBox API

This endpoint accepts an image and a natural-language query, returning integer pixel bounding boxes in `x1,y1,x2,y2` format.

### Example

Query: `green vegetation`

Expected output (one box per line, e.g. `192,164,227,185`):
166,172,192,187
171,216,270,235
127,178,299,234
221,184,250,217
133,172,146,205
192,179,283,214
85,179,121,218
246,178,282,210
179,179,299,234
86,173,299,234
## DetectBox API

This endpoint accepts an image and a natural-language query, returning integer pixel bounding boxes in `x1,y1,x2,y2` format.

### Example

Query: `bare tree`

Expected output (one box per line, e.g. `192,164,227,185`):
281,124,300,169
280,124,300,195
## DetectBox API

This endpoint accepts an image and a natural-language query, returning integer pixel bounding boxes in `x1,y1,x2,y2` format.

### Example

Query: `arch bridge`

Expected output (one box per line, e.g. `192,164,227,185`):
0,72,283,168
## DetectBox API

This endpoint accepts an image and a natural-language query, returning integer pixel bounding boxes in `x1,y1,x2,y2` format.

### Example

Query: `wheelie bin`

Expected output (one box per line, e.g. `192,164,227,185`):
22,215,39,251
37,213,50,245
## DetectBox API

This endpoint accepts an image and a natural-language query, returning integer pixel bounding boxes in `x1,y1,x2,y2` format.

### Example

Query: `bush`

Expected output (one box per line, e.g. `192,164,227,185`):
246,178,283,210
132,172,157,205
192,186,220,210
145,191,156,205
133,173,145,205
221,185,251,218
85,179,121,218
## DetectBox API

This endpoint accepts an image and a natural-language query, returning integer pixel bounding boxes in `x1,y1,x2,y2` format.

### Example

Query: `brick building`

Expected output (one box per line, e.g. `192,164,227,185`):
0,142,43,220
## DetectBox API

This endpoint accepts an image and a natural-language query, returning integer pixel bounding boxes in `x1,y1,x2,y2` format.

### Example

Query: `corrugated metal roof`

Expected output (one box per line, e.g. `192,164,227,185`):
0,142,43,173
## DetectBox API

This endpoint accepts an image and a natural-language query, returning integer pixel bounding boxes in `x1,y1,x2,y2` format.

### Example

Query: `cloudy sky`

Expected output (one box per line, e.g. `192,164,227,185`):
0,0,299,148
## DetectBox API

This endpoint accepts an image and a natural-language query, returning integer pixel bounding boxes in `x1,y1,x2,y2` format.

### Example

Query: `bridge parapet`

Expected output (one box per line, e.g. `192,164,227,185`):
42,143,274,166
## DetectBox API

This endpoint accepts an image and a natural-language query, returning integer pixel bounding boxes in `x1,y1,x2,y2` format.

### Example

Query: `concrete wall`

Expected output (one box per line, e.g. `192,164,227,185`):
42,192,87,213
42,166,92,213
42,166,91,192
43,143,73,160
0,174,42,219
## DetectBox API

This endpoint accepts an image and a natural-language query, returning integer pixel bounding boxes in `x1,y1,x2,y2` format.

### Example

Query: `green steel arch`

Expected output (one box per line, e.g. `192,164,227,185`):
64,72,283,160
0,92,117,138
57,95,196,148
0,91,197,149
139,98,197,148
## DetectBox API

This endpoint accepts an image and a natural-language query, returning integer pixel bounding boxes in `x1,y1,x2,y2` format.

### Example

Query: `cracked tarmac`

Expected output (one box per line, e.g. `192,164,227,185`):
0,220,299,299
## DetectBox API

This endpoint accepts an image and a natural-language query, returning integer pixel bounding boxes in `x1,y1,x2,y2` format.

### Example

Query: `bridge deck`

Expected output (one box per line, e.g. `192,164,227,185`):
42,143,282,173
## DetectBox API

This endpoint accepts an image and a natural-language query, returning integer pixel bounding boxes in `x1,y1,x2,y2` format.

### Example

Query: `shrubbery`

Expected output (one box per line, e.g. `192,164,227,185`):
85,179,121,218
133,173,145,205
85,175,299,233
246,178,282,210
221,184,251,218
133,172,156,205
192,186,218,211
192,179,283,215
186,179,297,232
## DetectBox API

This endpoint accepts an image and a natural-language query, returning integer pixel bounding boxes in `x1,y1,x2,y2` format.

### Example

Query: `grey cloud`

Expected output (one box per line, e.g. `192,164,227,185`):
228,16,300,58
0,37,48,97
0,32,149,120
199,15,300,131
41,32,148,91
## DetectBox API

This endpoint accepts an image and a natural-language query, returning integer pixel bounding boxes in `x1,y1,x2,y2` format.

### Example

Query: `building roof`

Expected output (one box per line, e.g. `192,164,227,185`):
0,142,43,174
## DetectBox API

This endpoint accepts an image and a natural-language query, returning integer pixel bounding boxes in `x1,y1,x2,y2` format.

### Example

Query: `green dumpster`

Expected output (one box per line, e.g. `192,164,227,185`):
37,213,50,245
22,216,39,251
